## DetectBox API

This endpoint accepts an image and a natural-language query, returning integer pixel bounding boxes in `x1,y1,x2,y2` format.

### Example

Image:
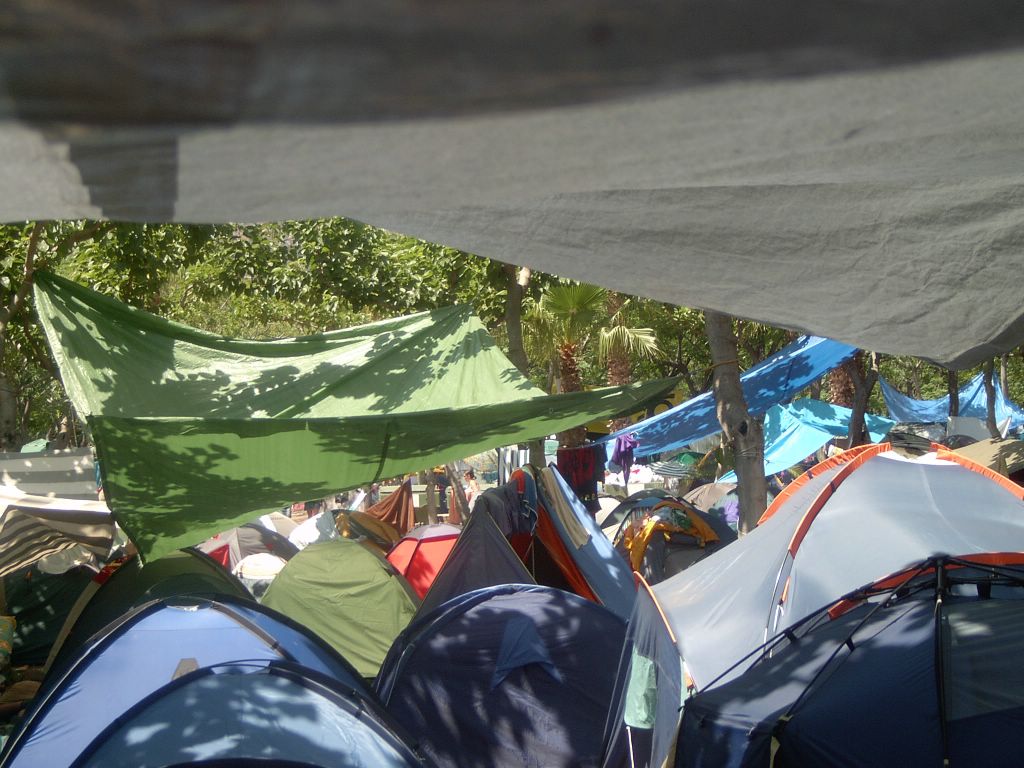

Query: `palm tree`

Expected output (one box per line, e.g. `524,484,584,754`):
526,282,660,447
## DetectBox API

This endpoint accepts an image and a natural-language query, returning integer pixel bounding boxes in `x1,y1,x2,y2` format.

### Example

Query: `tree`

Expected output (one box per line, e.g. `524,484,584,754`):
704,310,767,533
983,358,1000,438
0,221,123,449
525,281,660,447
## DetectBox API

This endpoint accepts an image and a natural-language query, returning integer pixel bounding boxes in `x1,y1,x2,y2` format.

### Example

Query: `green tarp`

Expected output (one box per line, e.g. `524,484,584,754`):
35,272,676,559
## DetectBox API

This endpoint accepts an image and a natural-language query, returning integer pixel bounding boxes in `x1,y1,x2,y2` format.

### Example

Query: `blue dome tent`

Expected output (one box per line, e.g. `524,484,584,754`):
377,584,625,768
3,596,376,768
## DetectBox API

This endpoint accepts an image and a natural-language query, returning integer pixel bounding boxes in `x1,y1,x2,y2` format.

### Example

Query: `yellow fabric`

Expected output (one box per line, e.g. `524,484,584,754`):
623,503,720,572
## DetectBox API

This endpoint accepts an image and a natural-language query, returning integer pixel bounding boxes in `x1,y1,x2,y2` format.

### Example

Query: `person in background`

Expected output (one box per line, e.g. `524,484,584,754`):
463,469,481,505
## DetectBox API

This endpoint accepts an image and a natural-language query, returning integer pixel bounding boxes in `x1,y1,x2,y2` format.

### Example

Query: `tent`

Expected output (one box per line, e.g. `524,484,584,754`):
598,489,674,537
46,549,253,672
604,336,856,460
612,498,737,585
0,487,114,579
657,446,1024,690
67,661,425,768
0,564,95,667
34,271,676,560
340,510,402,553
386,523,461,599
377,584,626,768
479,467,636,621
718,398,896,482
677,555,1024,768
417,505,535,618
602,446,1024,768
2,595,373,768
881,374,1024,430
5,9,1024,370
288,510,339,550
232,552,287,598
74,660,425,768
953,437,1024,482
195,521,299,570
261,538,419,679
365,479,418,536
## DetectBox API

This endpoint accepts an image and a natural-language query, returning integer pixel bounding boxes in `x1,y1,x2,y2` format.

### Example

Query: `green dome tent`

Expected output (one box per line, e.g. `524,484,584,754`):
262,537,419,679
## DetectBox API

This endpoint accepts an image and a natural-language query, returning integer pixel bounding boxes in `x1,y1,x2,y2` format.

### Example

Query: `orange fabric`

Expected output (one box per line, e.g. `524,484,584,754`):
828,552,1024,619
535,508,600,604
349,512,400,548
637,573,677,643
787,443,891,557
759,443,888,525
652,501,721,545
934,447,1024,500
365,480,417,535
387,535,458,599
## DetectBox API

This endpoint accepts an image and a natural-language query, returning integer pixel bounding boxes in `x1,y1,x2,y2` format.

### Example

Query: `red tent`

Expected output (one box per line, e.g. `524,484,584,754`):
387,524,461,599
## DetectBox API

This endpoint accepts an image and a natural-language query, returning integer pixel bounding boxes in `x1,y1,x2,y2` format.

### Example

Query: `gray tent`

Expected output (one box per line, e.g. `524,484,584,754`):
2,7,1024,367
602,446,1024,768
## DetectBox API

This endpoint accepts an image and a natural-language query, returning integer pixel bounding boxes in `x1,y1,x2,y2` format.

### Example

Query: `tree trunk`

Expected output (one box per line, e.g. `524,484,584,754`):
0,371,21,451
983,359,1000,438
946,368,959,418
847,352,879,448
704,310,766,534
444,464,471,525
504,265,545,466
504,265,530,374
425,476,438,524
827,357,858,408
605,292,633,433
556,342,588,447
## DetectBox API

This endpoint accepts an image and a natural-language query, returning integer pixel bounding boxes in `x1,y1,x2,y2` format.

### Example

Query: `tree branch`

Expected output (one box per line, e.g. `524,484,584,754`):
0,222,44,334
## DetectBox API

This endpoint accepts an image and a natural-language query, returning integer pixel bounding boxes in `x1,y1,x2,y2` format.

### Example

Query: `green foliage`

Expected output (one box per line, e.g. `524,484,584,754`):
3,215,1023,450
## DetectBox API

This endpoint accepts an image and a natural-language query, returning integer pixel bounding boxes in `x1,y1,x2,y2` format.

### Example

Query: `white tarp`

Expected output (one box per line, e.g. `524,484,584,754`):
2,6,1023,367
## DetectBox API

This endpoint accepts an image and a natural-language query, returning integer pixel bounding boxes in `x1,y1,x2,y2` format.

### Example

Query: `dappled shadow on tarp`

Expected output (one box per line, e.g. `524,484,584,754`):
91,378,676,560
35,271,677,560
35,270,540,421
378,585,625,768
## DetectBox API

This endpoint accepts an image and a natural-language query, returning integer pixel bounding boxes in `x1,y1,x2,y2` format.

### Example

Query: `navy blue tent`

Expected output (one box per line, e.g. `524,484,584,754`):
3,596,373,768
676,556,1024,768
74,661,424,768
377,584,626,768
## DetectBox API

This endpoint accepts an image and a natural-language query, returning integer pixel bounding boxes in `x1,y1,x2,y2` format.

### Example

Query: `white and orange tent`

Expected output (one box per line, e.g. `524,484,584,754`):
603,445,1024,768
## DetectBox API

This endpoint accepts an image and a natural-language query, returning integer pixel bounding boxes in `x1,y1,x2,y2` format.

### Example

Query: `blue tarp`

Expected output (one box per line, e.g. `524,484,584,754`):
719,399,895,482
880,374,1024,430
607,336,857,459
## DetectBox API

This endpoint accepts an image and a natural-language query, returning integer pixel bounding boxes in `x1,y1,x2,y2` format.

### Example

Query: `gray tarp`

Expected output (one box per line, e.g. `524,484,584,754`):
2,6,1024,367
